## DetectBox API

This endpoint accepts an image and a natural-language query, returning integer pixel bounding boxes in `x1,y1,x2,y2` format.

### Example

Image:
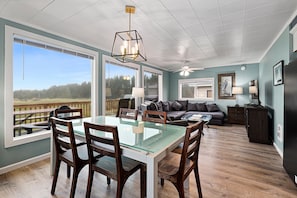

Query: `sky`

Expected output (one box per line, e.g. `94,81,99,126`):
13,43,91,91
13,42,149,91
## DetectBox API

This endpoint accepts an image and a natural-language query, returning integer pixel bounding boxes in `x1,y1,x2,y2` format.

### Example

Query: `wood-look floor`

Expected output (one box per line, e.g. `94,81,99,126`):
1,124,297,198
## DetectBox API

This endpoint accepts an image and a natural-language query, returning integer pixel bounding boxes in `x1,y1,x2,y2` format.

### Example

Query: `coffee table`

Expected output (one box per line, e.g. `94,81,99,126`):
181,113,212,128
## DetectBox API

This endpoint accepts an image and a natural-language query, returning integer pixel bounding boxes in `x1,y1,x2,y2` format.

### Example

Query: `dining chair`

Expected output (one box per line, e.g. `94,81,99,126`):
50,117,89,198
84,121,146,198
142,110,167,124
118,108,138,120
54,108,83,120
158,121,204,198
54,107,84,178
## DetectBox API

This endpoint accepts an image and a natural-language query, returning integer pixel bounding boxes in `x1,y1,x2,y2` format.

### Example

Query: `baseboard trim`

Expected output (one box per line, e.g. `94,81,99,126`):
273,142,283,159
0,153,50,175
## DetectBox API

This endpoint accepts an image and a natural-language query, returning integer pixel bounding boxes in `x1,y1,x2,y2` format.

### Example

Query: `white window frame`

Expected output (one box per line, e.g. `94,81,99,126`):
178,78,214,101
102,55,140,115
4,25,98,148
142,66,163,101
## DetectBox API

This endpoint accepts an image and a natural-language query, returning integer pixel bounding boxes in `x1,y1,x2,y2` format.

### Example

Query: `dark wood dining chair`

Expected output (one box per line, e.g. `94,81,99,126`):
84,122,146,198
54,108,83,120
142,110,167,124
50,117,89,198
118,108,138,120
54,107,84,177
158,121,204,198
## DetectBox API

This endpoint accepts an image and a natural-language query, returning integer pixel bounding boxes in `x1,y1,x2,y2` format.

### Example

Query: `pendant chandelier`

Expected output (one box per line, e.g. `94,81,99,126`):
111,5,147,63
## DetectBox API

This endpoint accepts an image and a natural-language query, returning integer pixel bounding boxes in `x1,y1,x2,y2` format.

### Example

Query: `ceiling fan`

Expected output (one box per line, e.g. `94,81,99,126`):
175,63,204,76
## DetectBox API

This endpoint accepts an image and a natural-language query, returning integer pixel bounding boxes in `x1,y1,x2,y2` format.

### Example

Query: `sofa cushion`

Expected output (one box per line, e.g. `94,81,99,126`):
196,102,207,112
187,103,197,111
162,101,171,112
206,103,220,112
167,111,187,120
176,100,188,111
172,101,183,111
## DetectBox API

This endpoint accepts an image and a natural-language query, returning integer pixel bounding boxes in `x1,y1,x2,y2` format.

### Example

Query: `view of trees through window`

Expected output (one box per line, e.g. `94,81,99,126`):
144,71,159,102
13,38,92,136
105,62,136,115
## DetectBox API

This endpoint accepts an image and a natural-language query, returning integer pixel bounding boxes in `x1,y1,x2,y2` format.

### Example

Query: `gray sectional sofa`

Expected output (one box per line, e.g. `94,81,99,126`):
147,100,225,125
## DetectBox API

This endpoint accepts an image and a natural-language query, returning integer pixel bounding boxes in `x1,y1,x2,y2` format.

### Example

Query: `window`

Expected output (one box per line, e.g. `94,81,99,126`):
102,55,139,116
178,78,214,101
5,26,98,147
143,66,163,102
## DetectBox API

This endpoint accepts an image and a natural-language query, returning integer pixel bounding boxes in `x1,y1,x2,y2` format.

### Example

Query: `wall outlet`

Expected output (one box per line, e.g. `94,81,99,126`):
295,175,297,184
277,124,283,142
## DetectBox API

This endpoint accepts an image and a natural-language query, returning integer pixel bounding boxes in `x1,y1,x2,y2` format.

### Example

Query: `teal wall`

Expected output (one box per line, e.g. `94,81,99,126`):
0,18,168,168
259,27,290,153
168,63,259,113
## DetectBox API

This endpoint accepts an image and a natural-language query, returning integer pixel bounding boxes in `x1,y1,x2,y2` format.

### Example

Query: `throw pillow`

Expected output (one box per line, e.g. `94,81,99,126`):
187,103,197,111
148,102,159,111
162,101,170,112
196,102,207,112
177,100,188,111
206,103,220,112
172,101,183,111
157,101,163,111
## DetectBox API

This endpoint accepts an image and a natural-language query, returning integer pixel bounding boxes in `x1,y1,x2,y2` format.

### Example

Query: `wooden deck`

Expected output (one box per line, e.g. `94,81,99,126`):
1,124,297,198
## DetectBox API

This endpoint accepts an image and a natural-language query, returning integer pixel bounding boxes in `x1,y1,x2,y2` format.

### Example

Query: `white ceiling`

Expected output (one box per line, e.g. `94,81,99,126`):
1,0,297,72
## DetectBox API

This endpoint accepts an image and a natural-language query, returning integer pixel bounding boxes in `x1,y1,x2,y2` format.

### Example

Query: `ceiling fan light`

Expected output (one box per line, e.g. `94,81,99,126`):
184,71,190,76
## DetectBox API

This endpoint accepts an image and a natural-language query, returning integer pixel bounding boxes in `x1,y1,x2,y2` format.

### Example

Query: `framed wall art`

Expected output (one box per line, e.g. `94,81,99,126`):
273,60,284,86
218,73,236,99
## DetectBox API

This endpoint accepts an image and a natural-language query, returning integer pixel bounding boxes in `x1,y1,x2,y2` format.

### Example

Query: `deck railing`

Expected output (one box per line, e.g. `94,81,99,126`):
13,99,120,136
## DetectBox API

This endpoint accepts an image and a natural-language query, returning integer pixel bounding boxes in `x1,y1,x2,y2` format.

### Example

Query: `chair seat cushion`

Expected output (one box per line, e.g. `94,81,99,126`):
158,152,193,183
63,144,89,161
93,156,142,180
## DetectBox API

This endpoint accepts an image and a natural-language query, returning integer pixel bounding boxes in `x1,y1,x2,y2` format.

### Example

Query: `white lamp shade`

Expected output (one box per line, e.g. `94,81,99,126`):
232,87,243,95
132,87,144,97
249,86,257,94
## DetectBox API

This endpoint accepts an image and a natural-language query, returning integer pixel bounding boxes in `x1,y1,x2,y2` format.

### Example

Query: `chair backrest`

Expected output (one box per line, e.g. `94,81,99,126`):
116,98,135,117
142,110,167,124
54,108,83,120
84,122,123,175
118,108,138,120
178,121,204,179
51,117,79,159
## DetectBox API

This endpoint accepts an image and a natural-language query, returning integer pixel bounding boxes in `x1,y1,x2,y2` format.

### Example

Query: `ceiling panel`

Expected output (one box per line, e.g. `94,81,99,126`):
0,0,296,70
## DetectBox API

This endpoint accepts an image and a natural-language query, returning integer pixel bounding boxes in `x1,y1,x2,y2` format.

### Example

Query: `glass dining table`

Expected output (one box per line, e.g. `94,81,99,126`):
50,116,186,198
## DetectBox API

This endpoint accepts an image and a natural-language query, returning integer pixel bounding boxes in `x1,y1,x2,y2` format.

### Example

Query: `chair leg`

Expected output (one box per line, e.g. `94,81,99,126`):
116,181,124,198
107,177,111,185
86,169,94,198
194,166,203,198
69,167,80,198
67,165,71,178
176,182,185,198
51,159,61,195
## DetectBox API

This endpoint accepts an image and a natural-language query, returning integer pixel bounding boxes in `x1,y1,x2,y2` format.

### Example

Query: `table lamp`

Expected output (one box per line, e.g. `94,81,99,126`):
232,86,243,106
132,87,144,110
249,86,260,105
